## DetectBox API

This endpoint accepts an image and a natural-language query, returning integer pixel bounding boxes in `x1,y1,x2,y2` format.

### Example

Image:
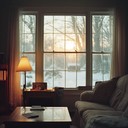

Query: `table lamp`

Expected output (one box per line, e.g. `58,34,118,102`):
16,56,32,89
16,56,32,106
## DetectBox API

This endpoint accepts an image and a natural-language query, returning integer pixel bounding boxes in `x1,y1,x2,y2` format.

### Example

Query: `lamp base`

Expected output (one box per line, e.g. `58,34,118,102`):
23,84,26,107
23,84,26,90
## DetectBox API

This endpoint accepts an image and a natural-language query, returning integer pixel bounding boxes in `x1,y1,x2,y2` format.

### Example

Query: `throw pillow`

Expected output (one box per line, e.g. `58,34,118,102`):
92,77,119,105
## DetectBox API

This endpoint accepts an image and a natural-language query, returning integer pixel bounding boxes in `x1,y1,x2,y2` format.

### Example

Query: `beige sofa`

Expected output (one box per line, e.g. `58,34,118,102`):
72,74,128,128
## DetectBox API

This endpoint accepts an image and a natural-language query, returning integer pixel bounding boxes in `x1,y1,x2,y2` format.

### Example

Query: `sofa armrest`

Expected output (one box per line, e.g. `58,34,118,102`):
80,91,94,101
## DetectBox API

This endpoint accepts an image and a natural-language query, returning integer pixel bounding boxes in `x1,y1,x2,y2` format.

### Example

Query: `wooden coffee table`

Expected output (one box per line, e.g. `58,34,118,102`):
4,107,72,128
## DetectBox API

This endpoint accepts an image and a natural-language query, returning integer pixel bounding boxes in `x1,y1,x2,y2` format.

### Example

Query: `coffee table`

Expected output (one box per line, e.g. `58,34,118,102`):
4,107,72,128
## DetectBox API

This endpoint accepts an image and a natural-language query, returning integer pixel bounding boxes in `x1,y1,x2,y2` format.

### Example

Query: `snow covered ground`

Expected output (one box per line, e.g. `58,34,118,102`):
21,71,110,88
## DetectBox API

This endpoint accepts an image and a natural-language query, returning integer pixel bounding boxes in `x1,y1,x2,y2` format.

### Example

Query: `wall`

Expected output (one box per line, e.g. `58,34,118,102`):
9,0,116,7
124,4,128,74
0,3,9,63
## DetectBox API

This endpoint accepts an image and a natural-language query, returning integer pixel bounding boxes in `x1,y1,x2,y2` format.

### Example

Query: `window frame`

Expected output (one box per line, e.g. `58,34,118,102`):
90,12,114,85
19,7,114,88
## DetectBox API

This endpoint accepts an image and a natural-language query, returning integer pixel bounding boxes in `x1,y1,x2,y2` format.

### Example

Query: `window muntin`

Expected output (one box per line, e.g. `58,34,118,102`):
19,11,114,88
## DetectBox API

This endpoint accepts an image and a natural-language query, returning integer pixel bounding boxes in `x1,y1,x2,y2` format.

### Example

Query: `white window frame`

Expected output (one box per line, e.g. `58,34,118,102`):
19,7,114,88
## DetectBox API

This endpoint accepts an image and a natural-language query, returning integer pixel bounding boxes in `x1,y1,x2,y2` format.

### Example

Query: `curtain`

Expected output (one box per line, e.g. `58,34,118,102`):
110,7,126,78
8,7,22,108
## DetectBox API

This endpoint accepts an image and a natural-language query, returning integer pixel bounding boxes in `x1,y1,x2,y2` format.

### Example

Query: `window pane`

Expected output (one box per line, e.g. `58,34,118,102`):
66,34,76,52
44,71,53,88
54,71,65,88
66,71,76,88
66,16,75,33
92,15,113,52
54,16,65,33
19,15,36,52
77,53,86,86
54,34,64,51
44,34,54,51
77,71,86,86
44,16,53,33
54,53,65,70
92,54,111,85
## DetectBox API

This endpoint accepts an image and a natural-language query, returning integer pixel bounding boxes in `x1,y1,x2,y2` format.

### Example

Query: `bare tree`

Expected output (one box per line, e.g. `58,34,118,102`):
21,15,111,80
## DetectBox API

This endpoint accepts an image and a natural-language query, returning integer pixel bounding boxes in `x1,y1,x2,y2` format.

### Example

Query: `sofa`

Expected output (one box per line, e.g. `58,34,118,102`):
72,74,128,128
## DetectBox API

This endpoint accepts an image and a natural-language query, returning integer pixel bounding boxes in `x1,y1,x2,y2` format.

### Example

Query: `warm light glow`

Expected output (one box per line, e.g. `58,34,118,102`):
16,56,32,72
66,41,75,50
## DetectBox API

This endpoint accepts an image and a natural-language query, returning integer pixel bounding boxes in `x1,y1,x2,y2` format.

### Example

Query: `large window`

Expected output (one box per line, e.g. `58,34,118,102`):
19,10,114,88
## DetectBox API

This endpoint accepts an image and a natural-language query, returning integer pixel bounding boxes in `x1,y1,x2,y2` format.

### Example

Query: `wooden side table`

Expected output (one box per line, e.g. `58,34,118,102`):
23,90,57,106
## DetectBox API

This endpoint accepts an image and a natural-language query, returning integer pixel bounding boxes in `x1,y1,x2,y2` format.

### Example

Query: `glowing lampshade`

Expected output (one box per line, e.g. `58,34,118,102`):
17,56,32,72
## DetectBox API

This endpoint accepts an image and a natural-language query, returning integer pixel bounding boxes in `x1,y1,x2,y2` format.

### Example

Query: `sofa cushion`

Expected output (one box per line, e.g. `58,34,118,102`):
110,74,128,111
85,115,128,128
123,105,128,117
75,101,114,116
82,110,122,125
116,92,128,111
92,77,119,105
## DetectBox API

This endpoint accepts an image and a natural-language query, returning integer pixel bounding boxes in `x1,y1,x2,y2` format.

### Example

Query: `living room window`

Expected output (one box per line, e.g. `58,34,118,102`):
19,10,114,88
92,14,113,85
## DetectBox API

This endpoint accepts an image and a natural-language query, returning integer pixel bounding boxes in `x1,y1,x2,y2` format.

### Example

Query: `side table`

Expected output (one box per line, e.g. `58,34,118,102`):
23,90,56,106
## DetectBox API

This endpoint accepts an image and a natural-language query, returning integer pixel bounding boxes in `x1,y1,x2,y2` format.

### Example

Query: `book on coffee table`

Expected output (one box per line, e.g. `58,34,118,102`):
22,113,39,118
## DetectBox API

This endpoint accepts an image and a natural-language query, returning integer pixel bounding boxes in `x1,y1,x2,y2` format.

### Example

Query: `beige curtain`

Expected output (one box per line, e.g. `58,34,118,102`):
110,7,126,78
8,7,22,108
